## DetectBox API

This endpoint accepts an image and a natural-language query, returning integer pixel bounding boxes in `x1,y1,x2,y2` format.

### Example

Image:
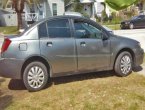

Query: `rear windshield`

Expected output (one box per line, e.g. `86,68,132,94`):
20,20,44,35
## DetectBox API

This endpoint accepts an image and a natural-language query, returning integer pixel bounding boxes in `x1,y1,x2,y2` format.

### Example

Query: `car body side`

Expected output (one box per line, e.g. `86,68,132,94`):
0,16,144,79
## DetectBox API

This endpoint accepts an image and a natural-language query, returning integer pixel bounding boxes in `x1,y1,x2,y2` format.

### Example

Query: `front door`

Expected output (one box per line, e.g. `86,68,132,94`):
39,19,77,75
73,20,111,71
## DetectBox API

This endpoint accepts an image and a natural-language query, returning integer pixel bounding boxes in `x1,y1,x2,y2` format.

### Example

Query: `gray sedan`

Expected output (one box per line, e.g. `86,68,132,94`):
0,16,144,91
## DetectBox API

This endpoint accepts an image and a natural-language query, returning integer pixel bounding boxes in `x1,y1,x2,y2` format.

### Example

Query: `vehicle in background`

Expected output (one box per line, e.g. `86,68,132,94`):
0,16,144,91
120,15,145,29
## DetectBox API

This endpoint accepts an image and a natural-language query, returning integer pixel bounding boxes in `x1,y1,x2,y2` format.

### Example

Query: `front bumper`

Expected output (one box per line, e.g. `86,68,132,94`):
133,48,144,67
0,58,24,79
120,24,130,29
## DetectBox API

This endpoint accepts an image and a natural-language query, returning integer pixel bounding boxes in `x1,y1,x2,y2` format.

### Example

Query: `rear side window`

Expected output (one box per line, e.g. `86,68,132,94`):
38,22,48,38
47,19,71,38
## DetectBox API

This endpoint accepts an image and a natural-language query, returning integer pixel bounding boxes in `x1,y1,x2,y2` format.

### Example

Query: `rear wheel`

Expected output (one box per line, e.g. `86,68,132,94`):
23,61,49,92
114,51,133,77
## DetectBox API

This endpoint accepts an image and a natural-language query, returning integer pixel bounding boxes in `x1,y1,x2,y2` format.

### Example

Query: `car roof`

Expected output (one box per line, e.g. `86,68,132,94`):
44,15,85,21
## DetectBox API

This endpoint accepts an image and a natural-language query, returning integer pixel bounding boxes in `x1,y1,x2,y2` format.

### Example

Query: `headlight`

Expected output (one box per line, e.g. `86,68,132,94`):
137,42,141,48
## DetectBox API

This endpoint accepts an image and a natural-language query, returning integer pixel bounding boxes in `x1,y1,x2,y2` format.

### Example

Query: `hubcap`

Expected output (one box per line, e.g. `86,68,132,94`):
120,55,132,75
27,66,45,89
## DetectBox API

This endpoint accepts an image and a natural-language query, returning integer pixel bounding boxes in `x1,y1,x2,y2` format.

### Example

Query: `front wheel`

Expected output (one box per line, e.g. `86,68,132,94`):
23,61,49,92
114,51,133,77
129,23,134,29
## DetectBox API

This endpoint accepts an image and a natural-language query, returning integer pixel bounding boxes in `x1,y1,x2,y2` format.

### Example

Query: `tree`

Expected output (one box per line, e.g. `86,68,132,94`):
105,0,138,11
73,0,83,12
13,0,25,29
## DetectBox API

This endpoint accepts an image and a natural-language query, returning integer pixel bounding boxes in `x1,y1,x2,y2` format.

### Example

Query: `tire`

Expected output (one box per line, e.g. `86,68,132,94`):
114,51,133,77
129,23,134,29
23,61,49,92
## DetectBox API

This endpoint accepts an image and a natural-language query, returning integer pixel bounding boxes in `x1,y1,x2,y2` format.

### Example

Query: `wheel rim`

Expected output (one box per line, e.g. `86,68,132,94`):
120,55,132,75
27,66,45,89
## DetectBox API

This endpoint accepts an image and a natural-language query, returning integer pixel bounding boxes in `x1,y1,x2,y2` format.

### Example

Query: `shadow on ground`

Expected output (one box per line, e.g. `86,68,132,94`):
51,70,115,85
0,78,13,110
133,66,143,72
8,70,115,90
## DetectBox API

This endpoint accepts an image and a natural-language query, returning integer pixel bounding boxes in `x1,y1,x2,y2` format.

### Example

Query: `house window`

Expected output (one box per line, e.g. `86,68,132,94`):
52,3,57,16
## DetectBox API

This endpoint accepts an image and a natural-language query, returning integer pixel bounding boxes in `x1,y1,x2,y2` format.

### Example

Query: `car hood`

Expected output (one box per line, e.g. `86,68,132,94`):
113,34,139,44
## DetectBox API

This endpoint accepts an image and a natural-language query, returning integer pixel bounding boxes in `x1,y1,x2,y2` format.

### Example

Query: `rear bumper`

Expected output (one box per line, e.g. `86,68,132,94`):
0,58,24,79
133,48,144,67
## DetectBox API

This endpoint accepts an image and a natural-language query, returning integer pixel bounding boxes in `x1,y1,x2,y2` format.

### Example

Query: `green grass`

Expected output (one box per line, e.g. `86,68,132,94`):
0,26,19,35
105,24,121,30
0,56,144,110
1,73,145,110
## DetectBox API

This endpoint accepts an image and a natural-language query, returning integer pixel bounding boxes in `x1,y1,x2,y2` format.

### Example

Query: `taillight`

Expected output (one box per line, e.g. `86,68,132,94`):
1,38,11,53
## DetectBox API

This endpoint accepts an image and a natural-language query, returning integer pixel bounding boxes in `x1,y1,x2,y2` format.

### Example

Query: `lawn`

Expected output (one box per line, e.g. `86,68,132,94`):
0,57,145,110
105,24,121,30
0,26,18,35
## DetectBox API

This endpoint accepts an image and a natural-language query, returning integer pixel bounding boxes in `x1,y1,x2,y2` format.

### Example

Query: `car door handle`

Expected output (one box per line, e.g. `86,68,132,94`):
47,42,53,47
80,42,86,47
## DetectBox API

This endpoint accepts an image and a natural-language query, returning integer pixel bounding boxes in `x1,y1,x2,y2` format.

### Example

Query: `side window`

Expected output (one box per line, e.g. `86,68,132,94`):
38,22,48,38
47,19,71,38
74,20,102,39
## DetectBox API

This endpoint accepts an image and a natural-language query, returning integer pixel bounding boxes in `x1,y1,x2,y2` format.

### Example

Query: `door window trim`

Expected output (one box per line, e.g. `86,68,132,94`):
72,19,108,39
39,18,73,39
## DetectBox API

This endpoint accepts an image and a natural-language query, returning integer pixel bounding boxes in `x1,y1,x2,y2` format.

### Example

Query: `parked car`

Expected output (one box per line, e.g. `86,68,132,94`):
120,15,145,29
0,16,144,91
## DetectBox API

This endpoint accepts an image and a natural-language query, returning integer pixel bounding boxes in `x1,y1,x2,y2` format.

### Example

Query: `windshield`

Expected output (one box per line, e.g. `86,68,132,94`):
131,16,138,20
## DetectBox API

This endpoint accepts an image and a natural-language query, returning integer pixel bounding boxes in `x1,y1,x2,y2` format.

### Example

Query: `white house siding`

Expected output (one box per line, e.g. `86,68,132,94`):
94,2,104,17
95,0,111,17
0,13,17,26
47,0,64,17
79,0,111,18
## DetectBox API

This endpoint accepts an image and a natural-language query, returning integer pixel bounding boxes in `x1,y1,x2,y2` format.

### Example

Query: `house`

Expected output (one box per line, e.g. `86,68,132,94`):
24,0,65,24
0,0,65,26
0,0,17,26
65,0,111,20
137,1,145,14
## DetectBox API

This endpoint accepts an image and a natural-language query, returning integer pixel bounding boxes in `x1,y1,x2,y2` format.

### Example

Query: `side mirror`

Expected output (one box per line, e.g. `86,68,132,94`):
101,32,108,41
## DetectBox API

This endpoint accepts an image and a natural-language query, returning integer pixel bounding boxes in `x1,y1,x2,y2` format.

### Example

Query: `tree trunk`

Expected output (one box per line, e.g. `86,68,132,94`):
13,0,25,30
17,12,23,29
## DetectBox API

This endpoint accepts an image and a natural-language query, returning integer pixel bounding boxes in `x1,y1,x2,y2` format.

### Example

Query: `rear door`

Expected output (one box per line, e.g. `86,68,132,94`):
73,19,111,71
39,18,77,76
